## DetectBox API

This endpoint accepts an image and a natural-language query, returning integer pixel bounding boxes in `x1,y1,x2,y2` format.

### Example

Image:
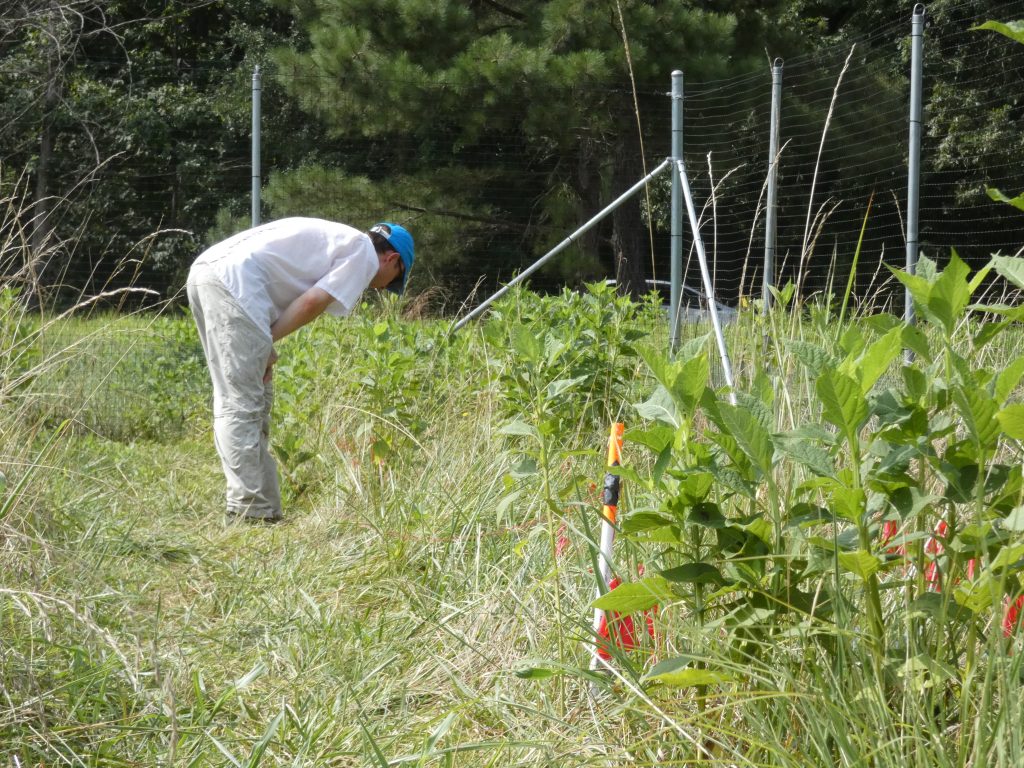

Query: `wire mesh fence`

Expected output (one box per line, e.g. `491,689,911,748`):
1,0,1023,436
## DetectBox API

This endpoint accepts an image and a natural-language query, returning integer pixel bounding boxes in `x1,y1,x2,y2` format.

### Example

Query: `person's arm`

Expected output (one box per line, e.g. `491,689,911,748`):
263,287,335,382
270,286,335,342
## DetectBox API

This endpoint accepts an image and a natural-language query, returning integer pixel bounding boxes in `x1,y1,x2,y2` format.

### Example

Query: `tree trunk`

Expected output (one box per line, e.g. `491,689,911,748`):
29,2,62,304
575,139,603,273
610,130,647,300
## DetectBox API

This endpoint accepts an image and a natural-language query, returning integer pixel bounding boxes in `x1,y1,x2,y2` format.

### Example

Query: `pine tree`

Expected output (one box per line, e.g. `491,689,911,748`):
269,0,788,297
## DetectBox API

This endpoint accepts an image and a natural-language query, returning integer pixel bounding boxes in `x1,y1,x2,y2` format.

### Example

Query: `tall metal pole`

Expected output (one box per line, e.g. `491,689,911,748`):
670,70,684,352
252,65,262,227
906,6,925,333
763,59,783,314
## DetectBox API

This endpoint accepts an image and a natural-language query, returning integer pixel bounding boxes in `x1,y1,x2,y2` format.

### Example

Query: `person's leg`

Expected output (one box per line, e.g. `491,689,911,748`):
259,377,282,515
187,268,282,520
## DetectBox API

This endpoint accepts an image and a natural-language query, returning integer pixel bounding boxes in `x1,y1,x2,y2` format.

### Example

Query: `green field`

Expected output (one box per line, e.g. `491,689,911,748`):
4,265,1024,767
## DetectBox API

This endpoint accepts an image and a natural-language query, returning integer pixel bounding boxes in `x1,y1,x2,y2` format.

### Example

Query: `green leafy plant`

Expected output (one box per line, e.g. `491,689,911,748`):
618,250,1024,739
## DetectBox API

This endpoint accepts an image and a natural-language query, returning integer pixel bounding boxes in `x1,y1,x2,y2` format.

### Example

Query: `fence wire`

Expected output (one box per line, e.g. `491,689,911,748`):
1,0,1023,434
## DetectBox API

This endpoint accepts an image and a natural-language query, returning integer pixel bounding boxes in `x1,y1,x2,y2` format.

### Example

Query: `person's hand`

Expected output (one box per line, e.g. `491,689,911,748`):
264,346,278,383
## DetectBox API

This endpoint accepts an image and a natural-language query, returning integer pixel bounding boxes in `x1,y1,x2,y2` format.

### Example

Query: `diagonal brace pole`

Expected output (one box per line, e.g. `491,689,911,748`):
675,159,737,404
452,158,671,331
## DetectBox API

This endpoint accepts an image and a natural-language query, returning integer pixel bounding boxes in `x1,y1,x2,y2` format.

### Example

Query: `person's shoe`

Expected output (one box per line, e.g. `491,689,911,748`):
225,508,284,525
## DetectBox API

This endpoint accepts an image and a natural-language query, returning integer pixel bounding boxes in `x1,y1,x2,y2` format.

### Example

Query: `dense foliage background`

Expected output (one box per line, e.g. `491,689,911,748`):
1,0,1022,307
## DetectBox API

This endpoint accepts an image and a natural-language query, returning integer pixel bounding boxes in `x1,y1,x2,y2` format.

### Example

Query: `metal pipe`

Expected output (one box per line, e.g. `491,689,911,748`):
252,65,262,227
452,158,671,331
670,70,684,351
906,6,925,333
764,58,783,313
676,160,737,404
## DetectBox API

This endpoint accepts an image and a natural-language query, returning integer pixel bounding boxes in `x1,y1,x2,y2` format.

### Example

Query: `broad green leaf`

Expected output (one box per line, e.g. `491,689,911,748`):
996,404,1024,440
992,255,1024,291
901,324,932,362
511,324,542,362
509,457,538,478
687,502,727,528
1002,506,1024,532
788,340,837,377
829,483,866,524
776,280,796,307
996,356,1024,404
543,334,568,366
547,374,588,399
854,326,903,393
786,502,833,527
886,486,940,518
774,436,835,478
987,187,1024,212
954,572,1002,613
726,605,776,629
625,425,675,453
639,345,674,389
972,303,1024,322
975,320,1013,349
706,430,757,482
954,387,1000,449
863,313,902,334
606,465,645,487
817,370,869,438
670,352,709,412
916,254,939,281
677,334,712,363
734,391,775,433
634,386,679,427
620,512,674,534
969,261,994,295
499,420,540,440
591,576,673,612
717,402,774,472
675,471,715,505
991,542,1024,571
890,264,933,315
928,252,972,334
495,491,521,517
660,562,728,586
839,325,866,359
837,550,881,581
652,445,673,486
973,19,1024,45
742,515,774,545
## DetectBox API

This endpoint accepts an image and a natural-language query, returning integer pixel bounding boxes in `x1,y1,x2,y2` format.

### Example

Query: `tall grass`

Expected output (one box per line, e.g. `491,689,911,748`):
4,188,1024,766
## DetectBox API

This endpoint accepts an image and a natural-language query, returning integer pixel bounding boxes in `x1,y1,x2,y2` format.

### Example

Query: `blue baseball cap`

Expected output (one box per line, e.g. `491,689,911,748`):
370,222,415,294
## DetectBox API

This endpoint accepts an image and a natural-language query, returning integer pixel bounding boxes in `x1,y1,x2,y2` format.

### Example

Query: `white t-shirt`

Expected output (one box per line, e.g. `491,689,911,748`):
194,217,378,334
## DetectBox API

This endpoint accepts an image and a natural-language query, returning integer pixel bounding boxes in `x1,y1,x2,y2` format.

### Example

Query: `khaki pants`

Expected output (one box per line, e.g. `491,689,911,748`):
187,264,283,520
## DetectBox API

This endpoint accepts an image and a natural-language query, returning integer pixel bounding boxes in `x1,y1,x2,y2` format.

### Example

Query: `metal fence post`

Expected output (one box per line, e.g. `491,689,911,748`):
906,6,925,336
670,70,684,352
764,59,783,313
252,65,262,227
